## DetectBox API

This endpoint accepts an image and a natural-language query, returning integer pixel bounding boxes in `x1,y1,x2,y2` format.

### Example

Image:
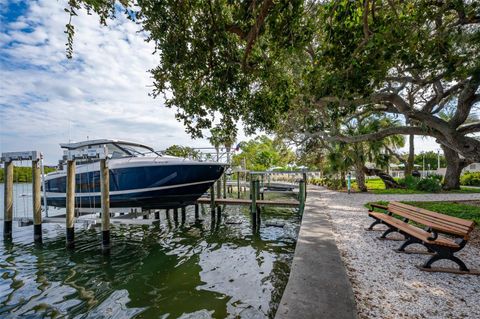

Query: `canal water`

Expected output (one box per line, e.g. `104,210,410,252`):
0,184,300,318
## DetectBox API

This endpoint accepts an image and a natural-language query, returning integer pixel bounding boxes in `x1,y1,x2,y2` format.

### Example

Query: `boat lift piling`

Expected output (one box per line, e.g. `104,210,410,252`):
3,159,14,240
66,160,76,248
100,158,110,250
1,151,44,242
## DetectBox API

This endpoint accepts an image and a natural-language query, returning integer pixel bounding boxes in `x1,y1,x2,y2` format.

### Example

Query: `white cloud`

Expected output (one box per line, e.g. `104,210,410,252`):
0,0,248,164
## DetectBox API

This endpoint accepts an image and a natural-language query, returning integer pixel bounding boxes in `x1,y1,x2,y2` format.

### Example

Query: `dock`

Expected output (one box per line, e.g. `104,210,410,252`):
196,198,300,207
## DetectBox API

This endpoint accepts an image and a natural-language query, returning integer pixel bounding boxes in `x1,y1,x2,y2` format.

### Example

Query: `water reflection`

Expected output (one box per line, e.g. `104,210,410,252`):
0,199,299,318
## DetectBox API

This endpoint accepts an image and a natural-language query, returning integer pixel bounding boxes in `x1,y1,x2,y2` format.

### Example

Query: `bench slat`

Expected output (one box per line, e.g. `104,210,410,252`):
369,212,460,248
389,206,470,235
391,202,475,229
388,202,474,238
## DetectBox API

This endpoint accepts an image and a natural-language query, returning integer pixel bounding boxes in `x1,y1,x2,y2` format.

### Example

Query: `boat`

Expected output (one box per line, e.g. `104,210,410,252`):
44,139,226,209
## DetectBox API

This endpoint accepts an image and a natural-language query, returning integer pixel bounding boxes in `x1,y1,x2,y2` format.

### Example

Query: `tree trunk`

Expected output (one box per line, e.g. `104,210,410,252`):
355,163,367,192
340,171,346,188
441,145,471,190
364,167,405,189
405,118,414,176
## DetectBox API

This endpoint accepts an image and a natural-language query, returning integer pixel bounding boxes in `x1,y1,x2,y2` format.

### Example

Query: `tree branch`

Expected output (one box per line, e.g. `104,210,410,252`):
242,0,274,68
302,126,438,144
458,122,480,135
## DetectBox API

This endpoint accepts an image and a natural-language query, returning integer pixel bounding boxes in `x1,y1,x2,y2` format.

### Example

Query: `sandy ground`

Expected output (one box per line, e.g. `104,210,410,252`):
309,186,480,319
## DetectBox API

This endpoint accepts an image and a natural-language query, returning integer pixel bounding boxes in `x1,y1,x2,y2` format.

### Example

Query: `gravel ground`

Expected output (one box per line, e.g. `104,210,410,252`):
308,186,480,319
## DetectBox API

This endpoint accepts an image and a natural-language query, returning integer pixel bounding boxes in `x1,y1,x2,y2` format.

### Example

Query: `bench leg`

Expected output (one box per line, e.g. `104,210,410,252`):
380,227,398,239
367,218,382,230
397,237,417,251
423,250,469,272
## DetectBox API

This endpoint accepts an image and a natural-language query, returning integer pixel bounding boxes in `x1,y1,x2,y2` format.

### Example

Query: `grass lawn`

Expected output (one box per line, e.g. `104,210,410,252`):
351,178,480,194
365,200,480,226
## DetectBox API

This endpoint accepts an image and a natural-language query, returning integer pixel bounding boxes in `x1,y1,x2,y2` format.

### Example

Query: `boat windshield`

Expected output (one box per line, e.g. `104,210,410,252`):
108,143,159,158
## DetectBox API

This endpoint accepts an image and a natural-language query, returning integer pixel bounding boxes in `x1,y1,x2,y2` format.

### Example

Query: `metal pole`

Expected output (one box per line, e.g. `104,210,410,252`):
100,159,110,249
32,159,42,244
3,160,13,240
40,154,48,217
66,160,76,248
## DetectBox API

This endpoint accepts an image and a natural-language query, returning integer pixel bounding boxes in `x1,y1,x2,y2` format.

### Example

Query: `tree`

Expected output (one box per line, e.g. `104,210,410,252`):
231,136,295,171
164,145,201,160
66,1,480,178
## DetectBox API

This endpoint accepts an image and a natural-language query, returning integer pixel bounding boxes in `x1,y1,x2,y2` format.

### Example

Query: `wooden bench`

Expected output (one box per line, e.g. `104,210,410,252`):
367,201,476,274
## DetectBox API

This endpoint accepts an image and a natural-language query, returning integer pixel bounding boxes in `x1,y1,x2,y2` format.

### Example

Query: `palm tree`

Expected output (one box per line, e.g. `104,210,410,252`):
340,116,405,192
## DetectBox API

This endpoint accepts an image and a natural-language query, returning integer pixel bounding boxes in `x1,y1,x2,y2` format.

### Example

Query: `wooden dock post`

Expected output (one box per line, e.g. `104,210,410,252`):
66,160,76,248
237,172,240,199
100,159,110,249
154,210,160,220
250,179,257,223
255,180,261,224
194,204,199,219
165,209,170,220
302,172,308,198
223,174,227,199
181,207,186,223
216,178,221,199
210,186,215,213
32,158,42,243
3,160,13,240
173,208,179,223
299,180,306,215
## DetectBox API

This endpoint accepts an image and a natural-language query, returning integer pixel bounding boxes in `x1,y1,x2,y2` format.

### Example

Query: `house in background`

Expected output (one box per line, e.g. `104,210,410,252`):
436,163,480,176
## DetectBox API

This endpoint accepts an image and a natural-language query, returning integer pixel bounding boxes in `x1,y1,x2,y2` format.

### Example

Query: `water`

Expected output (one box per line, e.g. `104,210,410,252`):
0,184,300,318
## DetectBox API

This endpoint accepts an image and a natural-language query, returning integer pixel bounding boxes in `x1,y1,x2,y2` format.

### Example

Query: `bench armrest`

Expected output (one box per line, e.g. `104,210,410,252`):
369,203,388,211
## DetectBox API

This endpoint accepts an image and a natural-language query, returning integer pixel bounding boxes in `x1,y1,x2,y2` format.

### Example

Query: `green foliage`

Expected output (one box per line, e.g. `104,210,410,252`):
0,167,56,183
398,175,420,189
164,145,201,160
231,136,295,171
461,172,480,187
398,175,442,193
415,177,442,193
309,177,343,190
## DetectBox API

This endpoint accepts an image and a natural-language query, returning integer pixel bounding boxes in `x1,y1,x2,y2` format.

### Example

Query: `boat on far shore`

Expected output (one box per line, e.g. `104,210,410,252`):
44,139,226,209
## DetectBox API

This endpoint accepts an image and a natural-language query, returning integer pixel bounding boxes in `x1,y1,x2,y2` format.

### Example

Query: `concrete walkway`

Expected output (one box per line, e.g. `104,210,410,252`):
275,187,357,319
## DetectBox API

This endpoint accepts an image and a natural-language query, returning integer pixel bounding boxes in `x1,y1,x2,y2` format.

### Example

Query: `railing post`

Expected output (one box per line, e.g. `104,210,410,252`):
3,160,13,240
66,160,76,248
100,159,110,250
32,159,42,244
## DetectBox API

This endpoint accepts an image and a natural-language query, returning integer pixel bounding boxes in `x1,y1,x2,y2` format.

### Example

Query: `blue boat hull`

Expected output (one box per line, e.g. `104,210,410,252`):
45,163,225,209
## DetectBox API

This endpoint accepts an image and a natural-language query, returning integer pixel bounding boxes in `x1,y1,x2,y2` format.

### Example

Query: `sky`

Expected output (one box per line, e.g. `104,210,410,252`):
0,0,441,165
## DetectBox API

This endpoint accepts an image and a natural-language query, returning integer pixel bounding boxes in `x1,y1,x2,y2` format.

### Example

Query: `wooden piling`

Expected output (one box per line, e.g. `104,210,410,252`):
3,160,13,240
210,186,215,213
216,178,221,199
173,208,179,223
154,210,160,220
250,180,257,217
299,180,306,215
181,207,186,223
165,209,170,220
32,159,42,243
237,172,240,199
66,160,76,248
100,159,110,249
223,174,227,199
194,204,199,219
